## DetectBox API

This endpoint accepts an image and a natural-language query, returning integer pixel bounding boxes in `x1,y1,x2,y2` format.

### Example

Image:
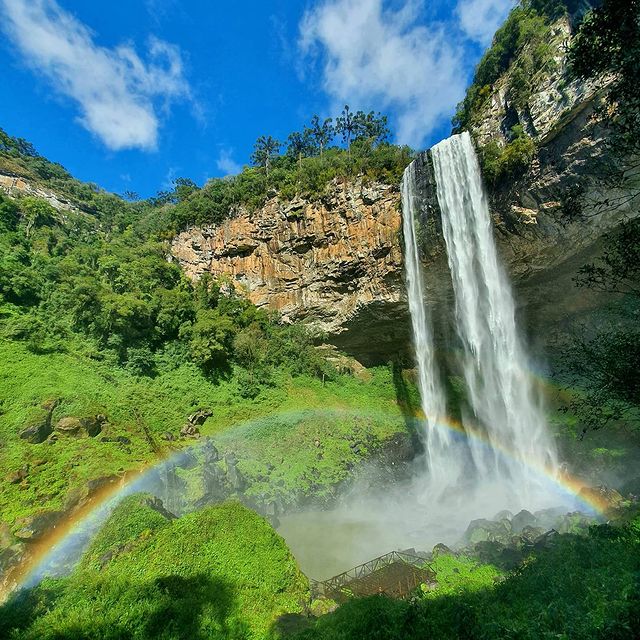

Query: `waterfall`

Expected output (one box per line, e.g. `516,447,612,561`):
402,131,559,513
401,161,464,495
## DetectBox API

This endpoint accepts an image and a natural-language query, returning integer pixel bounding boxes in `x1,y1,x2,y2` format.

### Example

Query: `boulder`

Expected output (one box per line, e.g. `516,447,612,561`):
432,543,453,557
520,525,545,543
492,510,513,522
56,415,105,438
180,424,200,438
511,510,538,533
202,439,220,463
6,467,29,484
188,409,212,426
464,518,512,545
13,510,64,541
578,485,625,515
19,416,52,444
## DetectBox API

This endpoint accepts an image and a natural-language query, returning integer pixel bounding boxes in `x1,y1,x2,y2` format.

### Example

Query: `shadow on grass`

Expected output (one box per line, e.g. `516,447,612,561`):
0,572,249,640
391,361,423,453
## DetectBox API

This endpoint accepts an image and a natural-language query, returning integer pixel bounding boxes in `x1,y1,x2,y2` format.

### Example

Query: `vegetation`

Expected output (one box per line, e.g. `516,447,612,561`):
558,219,640,433
568,0,640,214
452,0,576,133
478,124,536,185
294,518,640,640
556,0,640,432
0,126,413,528
168,107,403,230
0,497,309,639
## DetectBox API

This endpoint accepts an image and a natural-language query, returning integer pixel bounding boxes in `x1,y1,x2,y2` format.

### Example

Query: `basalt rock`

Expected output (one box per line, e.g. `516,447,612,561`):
56,415,105,438
19,399,59,444
172,180,409,365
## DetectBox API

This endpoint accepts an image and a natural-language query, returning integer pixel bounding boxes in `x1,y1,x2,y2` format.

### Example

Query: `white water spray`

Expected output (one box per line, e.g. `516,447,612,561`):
403,132,559,512
400,161,462,491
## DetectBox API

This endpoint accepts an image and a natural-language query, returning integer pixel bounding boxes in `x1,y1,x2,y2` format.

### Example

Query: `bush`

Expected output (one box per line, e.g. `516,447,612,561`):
479,126,536,185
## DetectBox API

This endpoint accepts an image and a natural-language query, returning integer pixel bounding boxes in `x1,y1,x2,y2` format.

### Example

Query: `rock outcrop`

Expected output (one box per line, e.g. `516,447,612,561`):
0,172,77,212
172,180,409,364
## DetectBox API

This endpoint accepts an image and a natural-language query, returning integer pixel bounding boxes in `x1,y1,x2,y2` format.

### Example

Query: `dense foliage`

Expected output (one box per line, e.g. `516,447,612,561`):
295,518,640,640
0,130,335,395
478,124,536,185
0,497,309,639
559,219,640,432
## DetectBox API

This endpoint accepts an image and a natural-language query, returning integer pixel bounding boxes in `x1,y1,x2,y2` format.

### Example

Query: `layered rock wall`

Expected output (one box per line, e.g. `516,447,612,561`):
172,181,410,364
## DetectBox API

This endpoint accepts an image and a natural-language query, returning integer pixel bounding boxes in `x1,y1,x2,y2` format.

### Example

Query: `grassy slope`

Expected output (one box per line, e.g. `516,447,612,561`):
0,340,410,526
0,496,309,639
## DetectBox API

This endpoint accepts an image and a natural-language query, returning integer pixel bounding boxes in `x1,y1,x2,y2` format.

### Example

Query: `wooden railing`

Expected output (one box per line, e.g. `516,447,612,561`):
311,550,434,599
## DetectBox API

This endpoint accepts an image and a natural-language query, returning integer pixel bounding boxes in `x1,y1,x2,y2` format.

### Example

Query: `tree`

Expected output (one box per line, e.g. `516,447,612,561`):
335,105,358,156
250,135,281,176
189,308,236,373
353,111,390,145
558,219,640,434
308,115,334,156
286,131,313,169
20,197,55,238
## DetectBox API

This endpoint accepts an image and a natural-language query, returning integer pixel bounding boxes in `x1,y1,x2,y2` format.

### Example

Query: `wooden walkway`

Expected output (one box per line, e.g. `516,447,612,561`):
311,551,436,602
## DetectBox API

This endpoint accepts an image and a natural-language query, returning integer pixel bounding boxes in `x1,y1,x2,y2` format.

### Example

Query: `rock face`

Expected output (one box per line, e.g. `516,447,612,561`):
172,180,409,364
0,172,77,212
171,11,634,365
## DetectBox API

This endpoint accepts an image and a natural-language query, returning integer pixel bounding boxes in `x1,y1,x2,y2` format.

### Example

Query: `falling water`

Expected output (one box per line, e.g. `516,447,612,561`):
400,161,461,491
430,131,558,508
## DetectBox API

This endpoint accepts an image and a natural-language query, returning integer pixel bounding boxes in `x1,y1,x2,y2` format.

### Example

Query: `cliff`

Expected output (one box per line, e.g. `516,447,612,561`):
172,180,410,364
171,9,634,365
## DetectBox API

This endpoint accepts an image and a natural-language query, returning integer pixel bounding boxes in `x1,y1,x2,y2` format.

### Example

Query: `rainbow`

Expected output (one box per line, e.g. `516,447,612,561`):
3,405,605,600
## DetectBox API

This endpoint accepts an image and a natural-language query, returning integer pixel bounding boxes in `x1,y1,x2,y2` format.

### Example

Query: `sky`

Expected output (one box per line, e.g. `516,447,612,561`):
0,0,515,198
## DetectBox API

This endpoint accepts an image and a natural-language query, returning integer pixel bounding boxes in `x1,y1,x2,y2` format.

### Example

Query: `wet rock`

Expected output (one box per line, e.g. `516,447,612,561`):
143,496,177,520
174,450,198,470
188,409,212,426
578,485,625,515
520,525,546,543
464,518,512,545
6,467,29,484
492,510,513,522
0,522,15,550
56,415,105,438
13,510,64,541
202,439,220,463
555,512,592,534
224,453,245,491
511,510,538,533
533,506,567,530
432,543,453,557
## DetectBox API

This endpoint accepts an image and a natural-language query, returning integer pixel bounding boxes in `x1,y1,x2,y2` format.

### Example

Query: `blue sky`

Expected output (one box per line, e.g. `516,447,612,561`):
0,0,514,198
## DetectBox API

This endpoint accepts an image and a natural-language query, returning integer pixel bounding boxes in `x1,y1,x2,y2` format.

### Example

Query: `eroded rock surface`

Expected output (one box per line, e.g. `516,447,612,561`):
172,180,409,364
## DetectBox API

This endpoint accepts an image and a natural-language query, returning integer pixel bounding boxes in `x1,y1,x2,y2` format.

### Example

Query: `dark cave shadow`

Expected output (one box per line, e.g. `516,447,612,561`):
391,360,424,455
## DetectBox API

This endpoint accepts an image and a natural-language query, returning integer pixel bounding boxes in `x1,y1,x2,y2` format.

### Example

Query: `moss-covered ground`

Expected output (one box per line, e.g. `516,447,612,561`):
0,340,411,527
0,496,309,639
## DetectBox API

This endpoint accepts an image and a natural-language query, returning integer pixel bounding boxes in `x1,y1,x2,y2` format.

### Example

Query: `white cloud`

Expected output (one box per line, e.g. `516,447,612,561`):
216,148,242,176
0,0,190,150
299,0,468,148
456,0,515,46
